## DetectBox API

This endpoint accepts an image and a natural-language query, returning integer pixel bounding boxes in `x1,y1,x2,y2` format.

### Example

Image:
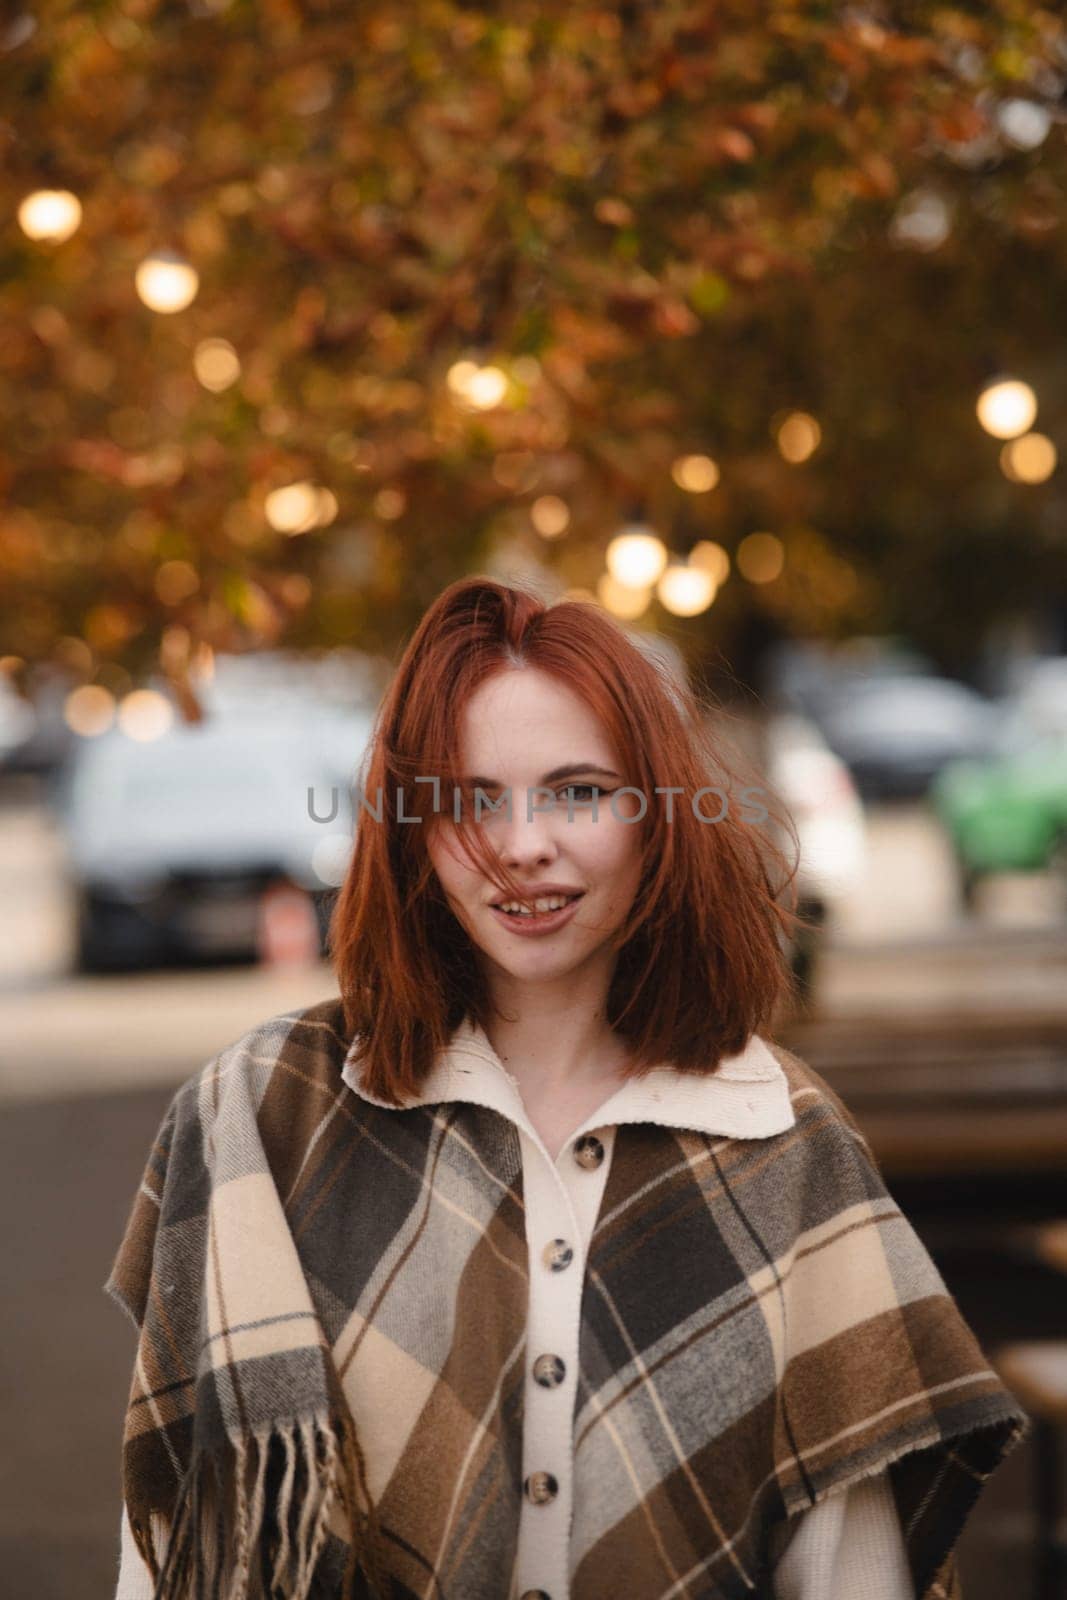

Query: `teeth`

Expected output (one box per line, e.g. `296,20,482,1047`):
497,894,578,916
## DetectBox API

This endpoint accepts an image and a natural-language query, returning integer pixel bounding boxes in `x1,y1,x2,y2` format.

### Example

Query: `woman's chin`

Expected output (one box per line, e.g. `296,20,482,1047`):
490,937,604,986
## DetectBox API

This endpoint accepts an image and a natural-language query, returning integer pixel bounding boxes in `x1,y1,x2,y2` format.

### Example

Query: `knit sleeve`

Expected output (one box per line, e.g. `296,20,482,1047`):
769,1469,915,1599
116,1503,157,1600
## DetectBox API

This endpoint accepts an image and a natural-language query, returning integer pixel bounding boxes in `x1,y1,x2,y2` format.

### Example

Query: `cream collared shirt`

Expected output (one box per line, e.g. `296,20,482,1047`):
116,1020,913,1600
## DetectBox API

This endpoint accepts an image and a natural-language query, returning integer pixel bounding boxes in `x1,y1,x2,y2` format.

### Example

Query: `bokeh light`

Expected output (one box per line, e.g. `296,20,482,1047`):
977,379,1037,440
890,188,952,252
135,250,200,314
606,527,668,589
64,684,115,737
671,454,720,493
657,564,716,616
689,541,730,584
775,412,821,463
737,532,785,583
118,689,175,741
18,189,82,242
1000,432,1057,484
447,360,509,410
997,99,1051,151
596,574,652,619
264,482,337,534
530,496,570,538
194,338,241,392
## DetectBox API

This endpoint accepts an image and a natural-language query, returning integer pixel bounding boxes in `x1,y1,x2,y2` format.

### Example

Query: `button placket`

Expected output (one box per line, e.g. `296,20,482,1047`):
513,1125,614,1600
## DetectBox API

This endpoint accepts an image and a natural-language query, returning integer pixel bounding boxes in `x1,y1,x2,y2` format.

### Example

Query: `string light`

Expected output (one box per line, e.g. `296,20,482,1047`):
446,359,509,410
775,412,821,463
657,564,716,616
18,189,82,242
264,482,337,534
671,454,719,493
135,250,199,313
1001,433,1057,484
977,378,1037,440
606,526,668,588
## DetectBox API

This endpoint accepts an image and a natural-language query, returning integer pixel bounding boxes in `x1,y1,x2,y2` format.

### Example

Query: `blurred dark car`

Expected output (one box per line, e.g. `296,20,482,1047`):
815,676,999,801
0,669,75,777
52,709,371,972
765,636,934,727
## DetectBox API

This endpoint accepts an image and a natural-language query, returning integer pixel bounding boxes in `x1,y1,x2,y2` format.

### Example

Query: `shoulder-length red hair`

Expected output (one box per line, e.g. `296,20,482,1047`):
329,576,805,1105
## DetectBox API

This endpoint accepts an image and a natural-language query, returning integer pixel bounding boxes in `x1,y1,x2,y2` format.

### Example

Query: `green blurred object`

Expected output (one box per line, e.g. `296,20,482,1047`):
930,736,1067,906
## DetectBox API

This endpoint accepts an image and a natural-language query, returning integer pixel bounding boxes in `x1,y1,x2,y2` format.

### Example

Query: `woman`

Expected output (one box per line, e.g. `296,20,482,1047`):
107,577,1028,1600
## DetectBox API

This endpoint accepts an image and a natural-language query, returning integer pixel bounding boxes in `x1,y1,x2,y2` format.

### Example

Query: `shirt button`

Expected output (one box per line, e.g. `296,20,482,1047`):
524,1470,559,1504
542,1238,573,1272
532,1353,566,1388
573,1134,605,1170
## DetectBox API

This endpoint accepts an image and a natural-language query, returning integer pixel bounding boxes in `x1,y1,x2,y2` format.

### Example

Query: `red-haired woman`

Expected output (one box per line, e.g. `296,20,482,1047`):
109,578,1027,1600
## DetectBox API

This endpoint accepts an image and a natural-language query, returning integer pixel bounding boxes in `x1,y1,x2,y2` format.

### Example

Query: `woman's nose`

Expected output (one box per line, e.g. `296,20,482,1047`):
494,795,560,864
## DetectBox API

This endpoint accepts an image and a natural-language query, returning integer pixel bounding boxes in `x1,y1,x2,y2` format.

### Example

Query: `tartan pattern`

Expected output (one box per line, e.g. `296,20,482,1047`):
105,996,1030,1599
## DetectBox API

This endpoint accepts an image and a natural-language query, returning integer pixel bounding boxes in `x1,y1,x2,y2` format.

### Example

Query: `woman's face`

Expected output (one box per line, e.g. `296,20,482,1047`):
426,667,644,989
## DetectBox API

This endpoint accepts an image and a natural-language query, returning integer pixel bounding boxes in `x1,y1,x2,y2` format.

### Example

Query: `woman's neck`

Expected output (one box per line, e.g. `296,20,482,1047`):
482,1002,632,1099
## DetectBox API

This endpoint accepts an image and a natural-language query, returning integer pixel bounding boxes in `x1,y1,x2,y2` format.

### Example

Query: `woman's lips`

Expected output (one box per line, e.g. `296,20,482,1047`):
489,893,584,938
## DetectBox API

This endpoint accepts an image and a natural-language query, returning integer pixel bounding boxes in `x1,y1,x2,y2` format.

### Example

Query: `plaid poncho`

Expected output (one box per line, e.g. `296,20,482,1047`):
104,996,1030,1599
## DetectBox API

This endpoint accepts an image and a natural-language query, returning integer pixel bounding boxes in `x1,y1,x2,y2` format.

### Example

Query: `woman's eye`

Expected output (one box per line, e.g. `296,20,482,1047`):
559,784,604,804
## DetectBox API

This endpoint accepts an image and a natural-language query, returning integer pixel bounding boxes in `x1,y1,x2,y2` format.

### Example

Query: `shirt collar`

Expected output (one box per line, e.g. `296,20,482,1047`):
341,1015,795,1142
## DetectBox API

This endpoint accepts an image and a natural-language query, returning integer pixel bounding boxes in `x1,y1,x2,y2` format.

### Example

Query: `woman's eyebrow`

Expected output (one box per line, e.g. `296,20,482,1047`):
463,764,622,786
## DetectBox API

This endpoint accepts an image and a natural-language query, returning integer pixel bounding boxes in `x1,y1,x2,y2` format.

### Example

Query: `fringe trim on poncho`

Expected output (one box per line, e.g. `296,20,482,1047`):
127,1406,392,1600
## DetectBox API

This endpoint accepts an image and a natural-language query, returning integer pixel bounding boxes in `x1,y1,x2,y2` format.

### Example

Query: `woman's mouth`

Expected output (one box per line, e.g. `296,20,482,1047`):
489,892,585,937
